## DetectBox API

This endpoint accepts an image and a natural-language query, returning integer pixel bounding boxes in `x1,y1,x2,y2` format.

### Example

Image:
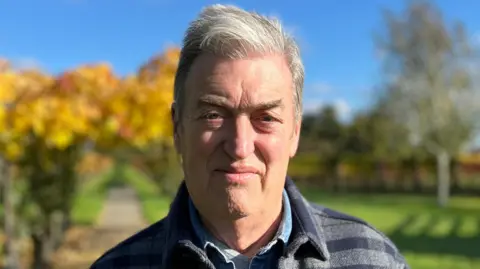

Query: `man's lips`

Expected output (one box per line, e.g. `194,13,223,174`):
214,166,260,183
215,166,259,174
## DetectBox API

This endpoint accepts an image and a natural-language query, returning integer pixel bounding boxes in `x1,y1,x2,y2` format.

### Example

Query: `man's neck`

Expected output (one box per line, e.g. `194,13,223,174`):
201,199,283,258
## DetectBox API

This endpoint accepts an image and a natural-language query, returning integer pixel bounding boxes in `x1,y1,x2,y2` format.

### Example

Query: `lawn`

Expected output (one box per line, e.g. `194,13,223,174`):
300,188,480,269
71,168,115,225
121,165,172,223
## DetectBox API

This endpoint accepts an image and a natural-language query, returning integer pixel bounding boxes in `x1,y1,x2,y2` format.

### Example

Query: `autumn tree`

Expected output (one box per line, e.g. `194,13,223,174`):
0,47,181,268
374,0,480,206
0,63,118,269
0,59,18,269
95,47,182,196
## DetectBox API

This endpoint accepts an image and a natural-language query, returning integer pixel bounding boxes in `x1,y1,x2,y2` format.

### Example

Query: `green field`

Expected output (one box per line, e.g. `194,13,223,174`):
300,188,480,269
71,169,113,225
121,165,172,222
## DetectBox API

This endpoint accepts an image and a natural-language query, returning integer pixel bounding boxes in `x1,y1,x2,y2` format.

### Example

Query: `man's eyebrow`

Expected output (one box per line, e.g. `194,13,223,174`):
197,95,284,111
253,99,284,110
197,95,228,108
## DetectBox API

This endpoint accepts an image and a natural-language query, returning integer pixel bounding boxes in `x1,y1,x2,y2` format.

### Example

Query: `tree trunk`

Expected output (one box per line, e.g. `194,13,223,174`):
51,211,66,251
31,231,55,269
436,151,451,207
3,161,20,269
329,159,343,192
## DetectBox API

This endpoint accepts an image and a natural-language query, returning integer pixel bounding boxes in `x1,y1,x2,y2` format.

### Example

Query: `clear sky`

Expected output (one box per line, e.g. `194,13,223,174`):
1,0,479,121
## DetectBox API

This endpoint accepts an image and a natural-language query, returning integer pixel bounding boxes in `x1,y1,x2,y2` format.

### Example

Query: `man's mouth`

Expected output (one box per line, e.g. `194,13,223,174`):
214,165,259,183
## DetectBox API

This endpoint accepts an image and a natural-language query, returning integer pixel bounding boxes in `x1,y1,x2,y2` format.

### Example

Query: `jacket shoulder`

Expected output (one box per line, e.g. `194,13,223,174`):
89,218,167,268
308,202,409,268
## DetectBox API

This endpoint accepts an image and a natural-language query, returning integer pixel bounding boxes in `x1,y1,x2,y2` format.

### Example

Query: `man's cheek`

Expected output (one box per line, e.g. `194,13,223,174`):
260,136,286,160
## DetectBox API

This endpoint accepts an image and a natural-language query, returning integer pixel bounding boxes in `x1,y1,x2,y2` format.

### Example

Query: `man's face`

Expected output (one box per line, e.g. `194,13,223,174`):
174,53,301,219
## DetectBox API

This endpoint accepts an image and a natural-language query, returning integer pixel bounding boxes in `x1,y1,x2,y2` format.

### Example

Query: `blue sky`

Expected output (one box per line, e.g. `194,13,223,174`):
1,0,479,121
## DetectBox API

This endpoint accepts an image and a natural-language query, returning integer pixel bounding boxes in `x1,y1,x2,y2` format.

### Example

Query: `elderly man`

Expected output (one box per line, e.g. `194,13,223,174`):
91,4,409,269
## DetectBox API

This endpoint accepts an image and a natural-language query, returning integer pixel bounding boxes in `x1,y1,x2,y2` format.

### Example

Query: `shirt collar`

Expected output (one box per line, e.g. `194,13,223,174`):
188,189,293,251
162,178,329,266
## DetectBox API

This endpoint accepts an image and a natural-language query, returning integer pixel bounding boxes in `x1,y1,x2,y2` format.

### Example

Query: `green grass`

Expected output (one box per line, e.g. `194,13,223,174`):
122,165,171,223
71,170,113,225
300,187,480,269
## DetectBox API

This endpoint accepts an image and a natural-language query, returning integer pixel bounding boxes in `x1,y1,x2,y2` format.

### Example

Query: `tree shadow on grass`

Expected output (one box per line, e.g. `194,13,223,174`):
387,214,480,259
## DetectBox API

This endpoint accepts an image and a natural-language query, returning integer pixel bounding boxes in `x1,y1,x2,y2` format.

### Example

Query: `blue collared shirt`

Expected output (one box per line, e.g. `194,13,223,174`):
188,190,292,269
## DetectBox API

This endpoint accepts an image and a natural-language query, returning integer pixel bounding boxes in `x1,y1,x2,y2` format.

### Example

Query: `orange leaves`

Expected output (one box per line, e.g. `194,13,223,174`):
0,61,117,160
0,47,180,162
96,47,180,149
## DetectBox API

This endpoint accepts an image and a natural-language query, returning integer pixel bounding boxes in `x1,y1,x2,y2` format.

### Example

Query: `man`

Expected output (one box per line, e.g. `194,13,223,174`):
91,4,409,269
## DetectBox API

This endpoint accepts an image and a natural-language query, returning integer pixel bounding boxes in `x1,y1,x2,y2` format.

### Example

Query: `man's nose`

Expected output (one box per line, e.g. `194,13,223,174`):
224,116,255,160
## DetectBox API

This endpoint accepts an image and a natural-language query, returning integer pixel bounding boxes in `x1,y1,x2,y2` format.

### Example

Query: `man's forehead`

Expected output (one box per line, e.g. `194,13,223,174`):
183,53,293,109
186,53,291,83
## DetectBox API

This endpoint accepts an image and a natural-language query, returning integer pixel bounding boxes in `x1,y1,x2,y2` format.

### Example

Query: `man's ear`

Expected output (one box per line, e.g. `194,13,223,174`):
171,102,181,152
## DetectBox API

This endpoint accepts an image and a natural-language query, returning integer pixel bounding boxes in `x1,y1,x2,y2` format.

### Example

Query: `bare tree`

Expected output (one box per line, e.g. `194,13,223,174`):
374,0,480,206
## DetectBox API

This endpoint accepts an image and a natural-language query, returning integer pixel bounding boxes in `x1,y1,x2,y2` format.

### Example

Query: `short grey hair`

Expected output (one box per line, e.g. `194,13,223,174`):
173,4,304,121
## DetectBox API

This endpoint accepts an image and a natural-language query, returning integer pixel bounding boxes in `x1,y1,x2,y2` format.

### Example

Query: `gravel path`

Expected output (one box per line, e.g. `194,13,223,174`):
97,186,146,230
53,187,148,269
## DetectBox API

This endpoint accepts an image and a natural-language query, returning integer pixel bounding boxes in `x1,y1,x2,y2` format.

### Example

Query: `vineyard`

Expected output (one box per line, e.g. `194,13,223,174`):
1,42,480,269
0,48,182,269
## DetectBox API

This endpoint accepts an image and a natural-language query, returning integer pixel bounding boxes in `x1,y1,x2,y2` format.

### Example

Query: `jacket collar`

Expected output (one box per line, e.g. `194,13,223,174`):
161,177,330,266
283,178,330,261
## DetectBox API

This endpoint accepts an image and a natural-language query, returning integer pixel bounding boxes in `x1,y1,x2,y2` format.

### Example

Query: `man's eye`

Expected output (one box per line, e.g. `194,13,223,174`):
259,115,275,122
203,112,222,120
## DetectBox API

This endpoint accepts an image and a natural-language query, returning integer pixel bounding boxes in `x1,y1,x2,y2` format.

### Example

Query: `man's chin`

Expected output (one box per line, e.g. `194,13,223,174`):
223,205,252,219
223,193,256,217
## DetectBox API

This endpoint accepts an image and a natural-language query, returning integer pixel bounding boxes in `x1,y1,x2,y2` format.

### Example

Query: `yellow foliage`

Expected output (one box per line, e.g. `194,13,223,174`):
0,47,180,162
95,47,179,149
